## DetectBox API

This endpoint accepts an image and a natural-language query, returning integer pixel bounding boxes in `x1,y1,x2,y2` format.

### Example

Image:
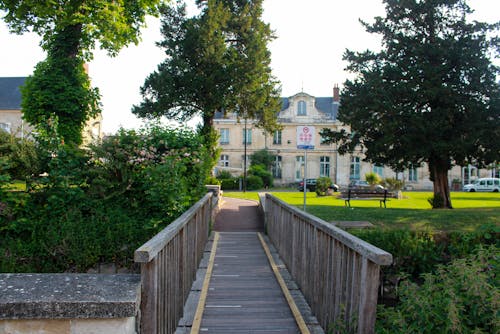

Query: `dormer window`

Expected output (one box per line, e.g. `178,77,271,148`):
297,100,307,116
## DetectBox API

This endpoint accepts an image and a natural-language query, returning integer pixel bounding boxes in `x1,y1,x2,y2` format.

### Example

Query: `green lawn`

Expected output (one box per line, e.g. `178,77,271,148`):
223,191,500,233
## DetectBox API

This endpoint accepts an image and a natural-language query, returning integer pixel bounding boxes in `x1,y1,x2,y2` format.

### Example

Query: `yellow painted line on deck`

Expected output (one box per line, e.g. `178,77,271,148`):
257,232,311,334
191,232,219,334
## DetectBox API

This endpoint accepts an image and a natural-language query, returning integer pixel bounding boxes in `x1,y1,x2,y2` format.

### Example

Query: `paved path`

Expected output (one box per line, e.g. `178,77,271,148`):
213,197,264,232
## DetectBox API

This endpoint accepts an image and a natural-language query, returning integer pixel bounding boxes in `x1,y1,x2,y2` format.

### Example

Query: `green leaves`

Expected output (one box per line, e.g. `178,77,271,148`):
321,0,500,208
133,0,281,154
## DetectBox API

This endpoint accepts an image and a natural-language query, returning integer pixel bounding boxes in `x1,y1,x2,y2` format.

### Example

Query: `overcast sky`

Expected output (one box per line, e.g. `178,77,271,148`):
0,0,498,133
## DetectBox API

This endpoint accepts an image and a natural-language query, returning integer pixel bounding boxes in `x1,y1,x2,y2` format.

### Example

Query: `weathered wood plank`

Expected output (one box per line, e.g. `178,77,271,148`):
265,194,392,265
135,193,212,263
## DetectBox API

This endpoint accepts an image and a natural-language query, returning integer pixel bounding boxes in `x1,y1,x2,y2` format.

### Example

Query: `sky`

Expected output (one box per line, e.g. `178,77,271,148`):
0,0,498,134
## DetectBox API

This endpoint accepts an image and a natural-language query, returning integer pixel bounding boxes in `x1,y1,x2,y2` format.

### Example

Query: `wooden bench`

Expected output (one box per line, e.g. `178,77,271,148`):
341,189,390,208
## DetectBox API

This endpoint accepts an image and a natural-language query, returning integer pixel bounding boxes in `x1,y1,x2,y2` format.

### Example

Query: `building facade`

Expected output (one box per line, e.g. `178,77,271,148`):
213,87,496,190
0,76,102,145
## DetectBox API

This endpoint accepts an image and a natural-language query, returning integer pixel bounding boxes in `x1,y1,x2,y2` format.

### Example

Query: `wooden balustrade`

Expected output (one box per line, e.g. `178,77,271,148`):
134,193,213,334
264,194,392,334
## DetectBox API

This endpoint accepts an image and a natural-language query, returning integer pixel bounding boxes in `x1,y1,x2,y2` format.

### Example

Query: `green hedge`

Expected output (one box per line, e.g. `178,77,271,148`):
0,125,211,273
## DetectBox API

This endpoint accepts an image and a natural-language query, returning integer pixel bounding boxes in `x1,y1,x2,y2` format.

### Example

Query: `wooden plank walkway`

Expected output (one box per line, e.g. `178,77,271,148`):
197,232,300,333
175,198,323,334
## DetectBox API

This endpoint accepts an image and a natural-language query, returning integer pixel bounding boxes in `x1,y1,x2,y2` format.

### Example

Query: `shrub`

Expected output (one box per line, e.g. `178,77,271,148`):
0,125,212,273
248,164,273,188
216,170,233,180
246,174,264,190
220,178,239,190
353,224,499,279
382,177,404,191
365,171,381,186
376,246,499,334
315,177,332,196
205,176,221,185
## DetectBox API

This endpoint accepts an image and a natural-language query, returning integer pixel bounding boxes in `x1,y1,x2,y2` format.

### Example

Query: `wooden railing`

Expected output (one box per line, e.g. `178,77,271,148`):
264,194,392,334
134,193,213,334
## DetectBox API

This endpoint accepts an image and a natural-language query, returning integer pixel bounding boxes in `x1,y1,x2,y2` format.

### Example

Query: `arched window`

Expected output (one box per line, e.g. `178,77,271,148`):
297,100,307,115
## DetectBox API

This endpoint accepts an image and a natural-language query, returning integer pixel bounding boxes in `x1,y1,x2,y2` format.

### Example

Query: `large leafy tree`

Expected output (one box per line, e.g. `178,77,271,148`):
0,0,163,145
132,0,281,162
321,0,500,208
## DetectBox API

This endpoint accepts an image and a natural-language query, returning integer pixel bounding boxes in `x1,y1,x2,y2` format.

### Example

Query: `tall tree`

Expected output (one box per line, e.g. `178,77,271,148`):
0,0,163,144
320,0,500,208
132,0,281,162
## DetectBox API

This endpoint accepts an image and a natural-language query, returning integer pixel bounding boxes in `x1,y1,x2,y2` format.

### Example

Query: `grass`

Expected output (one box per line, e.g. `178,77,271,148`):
4,180,26,191
223,191,500,233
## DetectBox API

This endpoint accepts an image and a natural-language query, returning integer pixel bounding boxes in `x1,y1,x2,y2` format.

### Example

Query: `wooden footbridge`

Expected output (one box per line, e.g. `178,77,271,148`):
134,192,392,334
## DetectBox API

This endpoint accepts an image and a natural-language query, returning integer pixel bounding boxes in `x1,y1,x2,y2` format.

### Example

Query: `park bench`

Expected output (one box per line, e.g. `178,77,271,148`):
341,189,390,208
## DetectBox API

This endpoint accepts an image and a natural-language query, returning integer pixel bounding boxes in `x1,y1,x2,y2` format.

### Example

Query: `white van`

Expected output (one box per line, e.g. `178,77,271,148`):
463,178,500,192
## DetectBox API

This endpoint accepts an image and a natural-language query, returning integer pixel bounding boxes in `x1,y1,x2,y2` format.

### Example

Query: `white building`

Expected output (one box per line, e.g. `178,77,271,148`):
213,86,496,190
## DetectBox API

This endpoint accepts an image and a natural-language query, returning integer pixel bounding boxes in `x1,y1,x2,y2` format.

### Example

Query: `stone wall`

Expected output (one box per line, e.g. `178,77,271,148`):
0,274,140,334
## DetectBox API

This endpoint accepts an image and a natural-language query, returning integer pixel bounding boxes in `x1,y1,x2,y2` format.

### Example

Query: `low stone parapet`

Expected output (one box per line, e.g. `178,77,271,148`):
0,273,140,334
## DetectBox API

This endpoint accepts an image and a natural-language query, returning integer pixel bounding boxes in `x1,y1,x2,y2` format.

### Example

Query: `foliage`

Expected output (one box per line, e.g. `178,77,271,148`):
320,0,500,209
220,178,239,190
376,246,499,334
205,175,221,185
250,149,276,170
248,164,273,188
365,172,381,187
382,177,404,191
0,130,40,180
0,0,162,58
352,224,498,279
133,0,281,161
216,170,234,180
245,174,264,190
21,56,100,145
315,177,332,196
0,125,211,272
1,0,162,145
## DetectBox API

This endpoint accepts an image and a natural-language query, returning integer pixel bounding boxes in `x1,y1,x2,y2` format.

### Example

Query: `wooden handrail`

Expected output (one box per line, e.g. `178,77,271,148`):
135,192,213,334
264,193,392,334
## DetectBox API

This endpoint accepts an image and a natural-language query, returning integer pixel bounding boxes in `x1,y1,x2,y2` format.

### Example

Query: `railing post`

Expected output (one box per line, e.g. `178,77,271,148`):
357,258,381,334
140,260,158,334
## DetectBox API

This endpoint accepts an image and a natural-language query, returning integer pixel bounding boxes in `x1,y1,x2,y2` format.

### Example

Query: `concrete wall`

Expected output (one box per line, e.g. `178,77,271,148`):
0,274,140,334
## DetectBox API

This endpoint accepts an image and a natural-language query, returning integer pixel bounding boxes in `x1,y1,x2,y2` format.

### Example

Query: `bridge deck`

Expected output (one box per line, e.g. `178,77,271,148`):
176,197,323,334
199,232,299,333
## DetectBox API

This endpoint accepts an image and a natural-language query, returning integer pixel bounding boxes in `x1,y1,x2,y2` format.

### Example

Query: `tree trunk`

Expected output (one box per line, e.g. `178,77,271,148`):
428,159,453,209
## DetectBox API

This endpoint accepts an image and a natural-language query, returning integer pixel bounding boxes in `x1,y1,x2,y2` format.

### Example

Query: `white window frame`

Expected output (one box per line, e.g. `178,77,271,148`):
273,130,282,145
272,155,282,179
320,156,330,177
350,156,360,180
220,154,229,167
242,129,252,144
297,100,307,116
0,122,11,133
220,128,229,144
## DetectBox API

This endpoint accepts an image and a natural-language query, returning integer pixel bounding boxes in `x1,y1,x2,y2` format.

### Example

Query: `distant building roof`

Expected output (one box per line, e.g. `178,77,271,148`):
0,77,26,110
281,95,338,120
212,92,340,120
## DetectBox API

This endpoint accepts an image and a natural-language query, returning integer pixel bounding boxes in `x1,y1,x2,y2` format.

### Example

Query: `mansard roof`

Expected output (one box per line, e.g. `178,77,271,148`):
281,95,339,119
214,91,340,120
0,77,26,110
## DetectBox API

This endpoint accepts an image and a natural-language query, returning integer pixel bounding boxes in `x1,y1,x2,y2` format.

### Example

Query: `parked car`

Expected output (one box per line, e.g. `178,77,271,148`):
463,178,500,192
298,179,339,192
348,180,385,191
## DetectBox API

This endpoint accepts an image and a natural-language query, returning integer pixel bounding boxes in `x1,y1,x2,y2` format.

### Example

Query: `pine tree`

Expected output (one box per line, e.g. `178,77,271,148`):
321,0,500,208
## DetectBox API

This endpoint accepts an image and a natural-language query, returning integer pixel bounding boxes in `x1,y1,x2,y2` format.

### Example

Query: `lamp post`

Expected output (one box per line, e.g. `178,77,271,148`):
243,117,247,193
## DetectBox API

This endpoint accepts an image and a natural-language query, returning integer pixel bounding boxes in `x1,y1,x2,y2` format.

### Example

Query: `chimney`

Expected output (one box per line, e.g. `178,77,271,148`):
83,63,89,74
333,84,340,102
